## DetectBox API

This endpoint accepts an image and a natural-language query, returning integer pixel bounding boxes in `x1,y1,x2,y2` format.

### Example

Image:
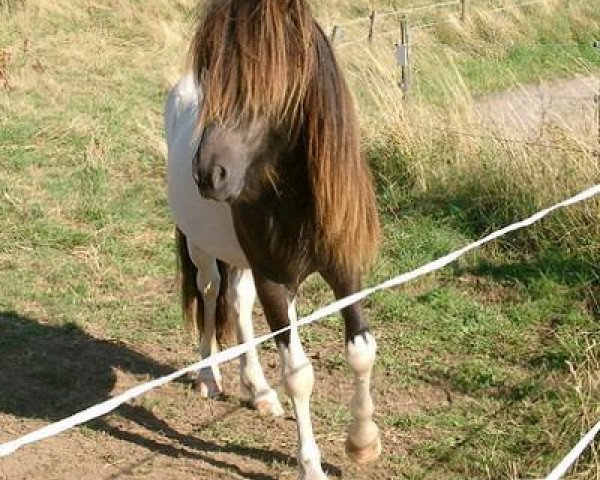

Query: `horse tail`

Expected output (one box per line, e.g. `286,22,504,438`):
176,227,202,334
215,260,236,345
176,228,235,345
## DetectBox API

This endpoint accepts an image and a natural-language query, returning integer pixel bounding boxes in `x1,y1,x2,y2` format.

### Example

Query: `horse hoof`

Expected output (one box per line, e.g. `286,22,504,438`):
252,389,284,417
196,378,223,399
298,465,329,480
345,433,382,465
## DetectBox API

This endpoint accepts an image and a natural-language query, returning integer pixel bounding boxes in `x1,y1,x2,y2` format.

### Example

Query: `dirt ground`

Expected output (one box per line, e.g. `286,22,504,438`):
0,309,449,480
1,76,598,480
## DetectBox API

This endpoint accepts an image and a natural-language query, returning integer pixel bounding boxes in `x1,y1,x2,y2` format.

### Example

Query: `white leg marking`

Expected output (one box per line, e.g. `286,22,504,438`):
345,333,381,464
232,270,283,416
280,300,328,480
188,242,222,398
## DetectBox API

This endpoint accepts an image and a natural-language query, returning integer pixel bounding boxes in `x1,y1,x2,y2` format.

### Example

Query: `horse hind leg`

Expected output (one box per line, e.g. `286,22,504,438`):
230,269,283,417
187,242,224,398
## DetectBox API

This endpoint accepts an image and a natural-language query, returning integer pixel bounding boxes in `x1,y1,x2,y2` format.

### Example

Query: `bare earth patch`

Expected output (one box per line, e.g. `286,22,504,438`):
477,74,600,146
1,309,450,480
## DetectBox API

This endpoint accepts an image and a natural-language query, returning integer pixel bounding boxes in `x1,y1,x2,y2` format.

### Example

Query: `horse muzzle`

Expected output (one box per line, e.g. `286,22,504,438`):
195,164,239,202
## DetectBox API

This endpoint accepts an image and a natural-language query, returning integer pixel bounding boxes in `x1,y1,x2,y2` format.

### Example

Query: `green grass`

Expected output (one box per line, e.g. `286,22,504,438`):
362,210,599,478
416,41,600,101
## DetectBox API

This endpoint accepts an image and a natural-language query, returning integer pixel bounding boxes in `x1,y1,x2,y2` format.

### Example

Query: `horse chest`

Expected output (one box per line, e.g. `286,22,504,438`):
232,203,315,287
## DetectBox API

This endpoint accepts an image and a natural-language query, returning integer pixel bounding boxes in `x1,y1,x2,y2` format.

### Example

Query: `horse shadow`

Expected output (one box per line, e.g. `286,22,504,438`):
0,311,341,479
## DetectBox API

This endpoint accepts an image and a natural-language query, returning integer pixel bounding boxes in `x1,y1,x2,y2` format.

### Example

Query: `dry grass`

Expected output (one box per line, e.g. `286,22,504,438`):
330,0,600,265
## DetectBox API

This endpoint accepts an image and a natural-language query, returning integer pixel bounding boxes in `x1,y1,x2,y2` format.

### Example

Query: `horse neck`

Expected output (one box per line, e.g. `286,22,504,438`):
230,141,317,287
241,129,309,204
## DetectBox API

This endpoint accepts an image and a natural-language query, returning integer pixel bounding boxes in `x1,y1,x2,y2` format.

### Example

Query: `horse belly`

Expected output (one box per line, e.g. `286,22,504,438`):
165,74,249,269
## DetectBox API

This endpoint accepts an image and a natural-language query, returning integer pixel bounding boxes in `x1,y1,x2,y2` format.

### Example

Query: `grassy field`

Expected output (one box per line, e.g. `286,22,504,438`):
1,0,599,479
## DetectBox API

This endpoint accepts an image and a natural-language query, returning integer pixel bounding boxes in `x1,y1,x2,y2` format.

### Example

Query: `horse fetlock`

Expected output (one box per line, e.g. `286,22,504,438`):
348,420,379,448
297,446,327,480
240,364,266,392
346,422,381,465
350,398,375,422
196,368,223,398
252,388,284,417
346,333,377,375
196,378,223,398
298,465,329,480
239,364,282,416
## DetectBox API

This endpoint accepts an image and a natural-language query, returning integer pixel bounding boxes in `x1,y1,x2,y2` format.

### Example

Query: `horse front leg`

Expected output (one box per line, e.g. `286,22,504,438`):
254,275,328,480
322,269,381,465
229,268,283,416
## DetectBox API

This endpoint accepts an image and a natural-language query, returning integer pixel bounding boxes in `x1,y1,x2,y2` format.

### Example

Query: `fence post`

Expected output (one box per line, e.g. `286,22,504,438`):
397,15,411,99
331,25,340,43
461,0,468,22
368,10,377,42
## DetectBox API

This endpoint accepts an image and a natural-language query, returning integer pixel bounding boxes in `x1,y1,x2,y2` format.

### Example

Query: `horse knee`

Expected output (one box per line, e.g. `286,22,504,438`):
234,269,256,306
283,361,314,399
197,262,220,297
279,335,314,400
346,332,377,376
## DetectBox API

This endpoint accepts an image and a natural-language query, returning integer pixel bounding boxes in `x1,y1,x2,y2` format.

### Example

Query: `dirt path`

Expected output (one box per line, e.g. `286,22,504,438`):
476,74,599,146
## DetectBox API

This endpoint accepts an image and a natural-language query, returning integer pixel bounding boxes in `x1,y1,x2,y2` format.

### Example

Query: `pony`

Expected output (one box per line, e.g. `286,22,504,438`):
165,1,381,478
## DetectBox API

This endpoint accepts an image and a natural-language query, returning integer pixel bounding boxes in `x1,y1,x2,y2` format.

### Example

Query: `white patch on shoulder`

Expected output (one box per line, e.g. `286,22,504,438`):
165,74,249,268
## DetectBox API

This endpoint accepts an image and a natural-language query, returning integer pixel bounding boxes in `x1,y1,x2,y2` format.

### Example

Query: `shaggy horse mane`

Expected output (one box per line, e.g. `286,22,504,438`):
190,0,380,273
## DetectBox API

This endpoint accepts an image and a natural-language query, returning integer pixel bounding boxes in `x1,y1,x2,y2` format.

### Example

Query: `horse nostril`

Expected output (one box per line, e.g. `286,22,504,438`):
212,165,229,188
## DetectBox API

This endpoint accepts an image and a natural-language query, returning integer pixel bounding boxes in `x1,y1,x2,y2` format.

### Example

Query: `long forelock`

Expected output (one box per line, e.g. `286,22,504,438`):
191,0,316,129
190,0,380,273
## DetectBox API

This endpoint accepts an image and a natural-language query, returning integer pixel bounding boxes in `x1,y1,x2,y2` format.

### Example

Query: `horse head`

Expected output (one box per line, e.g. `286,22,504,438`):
192,118,287,203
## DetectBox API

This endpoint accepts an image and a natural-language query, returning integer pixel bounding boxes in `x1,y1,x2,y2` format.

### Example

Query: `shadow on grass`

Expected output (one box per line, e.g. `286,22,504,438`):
408,369,560,478
392,189,598,281
463,252,599,321
0,311,342,480
464,254,598,290
410,190,599,314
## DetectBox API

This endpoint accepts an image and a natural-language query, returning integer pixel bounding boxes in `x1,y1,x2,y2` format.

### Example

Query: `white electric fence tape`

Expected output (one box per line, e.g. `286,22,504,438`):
0,184,599,476
544,420,600,480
